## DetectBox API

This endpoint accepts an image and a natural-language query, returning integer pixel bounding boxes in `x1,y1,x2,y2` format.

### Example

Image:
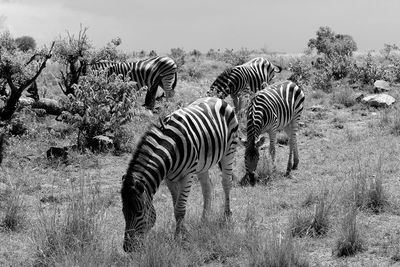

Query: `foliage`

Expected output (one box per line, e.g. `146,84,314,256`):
348,52,385,85
1,190,26,232
333,207,365,257
148,50,157,57
219,48,251,66
15,35,36,52
53,26,92,96
0,31,53,120
189,49,202,58
288,58,312,87
381,43,399,59
308,26,357,59
169,47,186,68
310,68,333,92
59,71,145,151
330,85,356,107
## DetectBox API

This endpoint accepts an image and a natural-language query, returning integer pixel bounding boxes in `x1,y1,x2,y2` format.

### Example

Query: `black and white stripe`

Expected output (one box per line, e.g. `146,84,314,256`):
121,97,239,252
240,80,305,186
207,57,282,113
89,56,178,109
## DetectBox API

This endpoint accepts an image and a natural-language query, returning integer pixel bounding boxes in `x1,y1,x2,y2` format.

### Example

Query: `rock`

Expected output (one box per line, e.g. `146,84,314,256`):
90,135,114,152
18,97,35,107
47,146,68,161
374,80,391,93
32,98,62,115
310,105,325,112
361,94,395,108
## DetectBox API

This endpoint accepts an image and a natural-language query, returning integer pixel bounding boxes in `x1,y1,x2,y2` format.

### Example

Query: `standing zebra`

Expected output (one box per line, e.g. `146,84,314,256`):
240,80,305,186
121,97,239,252
207,57,282,113
88,56,178,110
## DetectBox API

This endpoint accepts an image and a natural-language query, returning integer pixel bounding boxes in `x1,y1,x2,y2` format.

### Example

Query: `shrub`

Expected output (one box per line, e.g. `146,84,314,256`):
1,190,26,232
289,195,330,238
219,48,251,66
288,58,312,87
311,68,333,92
333,207,365,257
169,47,186,68
249,230,309,267
331,86,356,107
348,52,385,85
59,71,145,151
350,164,388,213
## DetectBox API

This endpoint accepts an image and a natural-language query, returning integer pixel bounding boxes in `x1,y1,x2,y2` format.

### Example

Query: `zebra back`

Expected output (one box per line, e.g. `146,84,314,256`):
208,57,282,98
247,81,304,140
122,97,238,196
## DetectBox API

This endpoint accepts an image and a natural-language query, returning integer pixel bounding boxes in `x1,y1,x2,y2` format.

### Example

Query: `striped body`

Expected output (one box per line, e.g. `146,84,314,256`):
241,81,305,186
89,56,178,109
121,97,238,252
207,57,282,113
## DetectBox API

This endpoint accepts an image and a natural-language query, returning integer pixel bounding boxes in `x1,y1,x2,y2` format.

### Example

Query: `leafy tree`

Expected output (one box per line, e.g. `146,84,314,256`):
0,31,53,121
53,26,92,96
15,35,36,52
308,26,357,59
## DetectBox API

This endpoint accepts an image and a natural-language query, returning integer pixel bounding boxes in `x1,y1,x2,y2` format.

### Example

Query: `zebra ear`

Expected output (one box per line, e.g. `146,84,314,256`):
239,137,247,147
273,65,282,73
255,136,266,148
133,180,145,195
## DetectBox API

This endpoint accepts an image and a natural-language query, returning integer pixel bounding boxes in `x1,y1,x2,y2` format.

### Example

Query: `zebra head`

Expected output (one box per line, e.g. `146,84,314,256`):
265,62,282,84
243,136,266,186
207,67,233,99
121,175,156,252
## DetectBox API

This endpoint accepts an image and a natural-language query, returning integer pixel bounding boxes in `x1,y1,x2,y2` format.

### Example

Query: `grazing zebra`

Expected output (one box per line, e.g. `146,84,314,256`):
121,97,239,252
207,57,282,113
87,56,178,109
240,80,305,186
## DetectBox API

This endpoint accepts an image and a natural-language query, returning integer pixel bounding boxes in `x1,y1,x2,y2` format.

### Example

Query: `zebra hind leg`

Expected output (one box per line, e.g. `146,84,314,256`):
197,171,213,222
218,154,234,218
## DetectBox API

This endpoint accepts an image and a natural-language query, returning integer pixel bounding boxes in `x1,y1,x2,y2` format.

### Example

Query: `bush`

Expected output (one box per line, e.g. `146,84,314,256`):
331,85,356,107
333,207,365,257
288,58,312,87
1,190,26,232
348,52,385,85
218,48,252,66
169,47,186,68
59,71,145,151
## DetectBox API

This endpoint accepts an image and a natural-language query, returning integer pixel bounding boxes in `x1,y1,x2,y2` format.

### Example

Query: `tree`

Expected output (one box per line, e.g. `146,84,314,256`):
53,26,92,96
15,35,36,52
308,26,357,59
0,31,53,121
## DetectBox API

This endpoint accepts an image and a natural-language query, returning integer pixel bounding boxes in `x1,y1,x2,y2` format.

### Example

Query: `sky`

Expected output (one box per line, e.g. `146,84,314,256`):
0,0,399,54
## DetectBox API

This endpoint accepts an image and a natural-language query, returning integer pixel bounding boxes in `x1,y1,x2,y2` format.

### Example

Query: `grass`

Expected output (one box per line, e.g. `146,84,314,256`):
333,207,365,257
1,55,400,266
0,189,26,232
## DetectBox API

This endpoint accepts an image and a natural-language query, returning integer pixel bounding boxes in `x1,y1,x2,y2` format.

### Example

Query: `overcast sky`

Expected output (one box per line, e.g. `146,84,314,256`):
1,0,399,54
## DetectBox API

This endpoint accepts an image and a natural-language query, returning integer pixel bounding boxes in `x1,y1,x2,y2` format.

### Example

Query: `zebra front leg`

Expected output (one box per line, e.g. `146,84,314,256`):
291,121,300,170
197,171,213,222
284,126,294,176
143,85,159,110
173,175,193,239
268,131,277,173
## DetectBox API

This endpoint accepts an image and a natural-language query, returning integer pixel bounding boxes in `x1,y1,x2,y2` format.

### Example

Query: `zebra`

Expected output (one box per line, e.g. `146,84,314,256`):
87,56,178,110
120,97,239,252
207,57,282,113
240,80,305,186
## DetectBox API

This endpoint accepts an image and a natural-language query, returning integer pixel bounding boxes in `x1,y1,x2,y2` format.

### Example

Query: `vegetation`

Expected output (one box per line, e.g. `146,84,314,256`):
0,25,399,266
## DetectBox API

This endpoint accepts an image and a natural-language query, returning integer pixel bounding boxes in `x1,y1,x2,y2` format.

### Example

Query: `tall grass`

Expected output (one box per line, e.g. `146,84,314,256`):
1,189,26,232
33,177,112,266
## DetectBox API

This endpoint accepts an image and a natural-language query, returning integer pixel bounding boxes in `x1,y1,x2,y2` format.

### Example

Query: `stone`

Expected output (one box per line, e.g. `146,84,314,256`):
310,105,325,112
374,80,391,93
361,94,395,108
90,135,114,152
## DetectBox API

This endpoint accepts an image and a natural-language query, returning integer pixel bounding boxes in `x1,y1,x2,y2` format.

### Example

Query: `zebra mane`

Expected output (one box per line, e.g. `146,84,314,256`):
217,67,233,80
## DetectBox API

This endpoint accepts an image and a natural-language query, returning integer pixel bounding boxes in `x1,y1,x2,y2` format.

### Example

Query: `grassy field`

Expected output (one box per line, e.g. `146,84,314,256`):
1,54,400,266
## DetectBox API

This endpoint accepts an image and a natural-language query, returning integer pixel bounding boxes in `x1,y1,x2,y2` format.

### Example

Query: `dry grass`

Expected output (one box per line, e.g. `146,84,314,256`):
1,56,400,266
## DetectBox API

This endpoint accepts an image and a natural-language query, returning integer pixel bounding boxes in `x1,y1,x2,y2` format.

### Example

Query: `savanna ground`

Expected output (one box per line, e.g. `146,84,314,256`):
1,52,400,267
